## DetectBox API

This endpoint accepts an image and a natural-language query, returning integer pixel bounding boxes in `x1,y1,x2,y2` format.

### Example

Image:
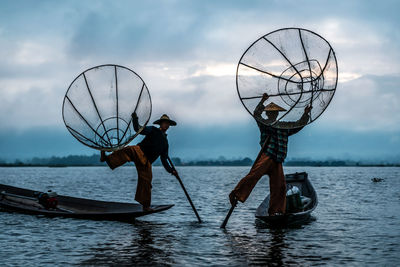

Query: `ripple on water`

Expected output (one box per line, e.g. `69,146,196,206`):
0,166,399,266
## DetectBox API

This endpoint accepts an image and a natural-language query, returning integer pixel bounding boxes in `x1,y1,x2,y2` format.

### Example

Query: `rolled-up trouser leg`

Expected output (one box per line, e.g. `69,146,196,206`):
105,146,153,207
267,162,286,214
233,153,273,203
104,146,135,170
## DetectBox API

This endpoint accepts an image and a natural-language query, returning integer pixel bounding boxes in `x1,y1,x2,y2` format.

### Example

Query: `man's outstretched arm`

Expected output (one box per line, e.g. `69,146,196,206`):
160,150,175,174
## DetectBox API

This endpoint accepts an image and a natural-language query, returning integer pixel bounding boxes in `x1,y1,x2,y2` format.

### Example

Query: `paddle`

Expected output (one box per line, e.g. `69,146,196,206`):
220,136,270,228
167,157,202,223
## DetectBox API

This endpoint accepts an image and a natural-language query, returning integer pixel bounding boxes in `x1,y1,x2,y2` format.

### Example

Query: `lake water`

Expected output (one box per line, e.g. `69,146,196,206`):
0,166,399,266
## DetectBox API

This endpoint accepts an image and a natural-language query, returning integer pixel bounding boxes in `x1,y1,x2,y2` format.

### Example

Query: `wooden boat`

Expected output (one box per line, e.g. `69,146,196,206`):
0,184,173,222
255,172,318,226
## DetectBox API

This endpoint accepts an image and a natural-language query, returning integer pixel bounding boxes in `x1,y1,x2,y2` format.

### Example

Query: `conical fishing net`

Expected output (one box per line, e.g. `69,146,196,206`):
236,28,338,129
62,64,151,151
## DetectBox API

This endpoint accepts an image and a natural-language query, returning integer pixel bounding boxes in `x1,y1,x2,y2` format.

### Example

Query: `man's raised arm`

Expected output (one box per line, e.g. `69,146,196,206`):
253,93,271,125
132,112,152,135
275,105,312,134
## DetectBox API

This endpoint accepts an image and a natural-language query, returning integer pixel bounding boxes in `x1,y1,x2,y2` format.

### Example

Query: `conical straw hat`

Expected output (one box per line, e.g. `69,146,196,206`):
153,114,177,126
264,102,287,112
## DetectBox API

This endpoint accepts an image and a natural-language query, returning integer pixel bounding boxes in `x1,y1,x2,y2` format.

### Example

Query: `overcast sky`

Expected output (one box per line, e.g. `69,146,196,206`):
0,0,399,161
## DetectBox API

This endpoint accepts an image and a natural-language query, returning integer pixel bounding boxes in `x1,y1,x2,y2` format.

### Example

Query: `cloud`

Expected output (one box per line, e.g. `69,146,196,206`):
0,0,399,133
317,74,400,131
139,63,246,127
0,0,399,161
14,41,64,65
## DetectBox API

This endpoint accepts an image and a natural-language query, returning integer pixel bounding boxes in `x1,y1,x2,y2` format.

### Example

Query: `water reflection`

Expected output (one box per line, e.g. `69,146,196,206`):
264,229,285,266
80,221,175,266
222,222,289,266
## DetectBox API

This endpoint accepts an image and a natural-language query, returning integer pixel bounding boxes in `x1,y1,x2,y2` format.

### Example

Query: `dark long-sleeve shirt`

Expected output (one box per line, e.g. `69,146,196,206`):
254,101,309,163
133,117,173,173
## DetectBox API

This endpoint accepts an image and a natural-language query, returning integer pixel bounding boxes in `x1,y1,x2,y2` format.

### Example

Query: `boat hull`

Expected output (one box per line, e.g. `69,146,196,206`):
255,172,318,226
0,184,173,222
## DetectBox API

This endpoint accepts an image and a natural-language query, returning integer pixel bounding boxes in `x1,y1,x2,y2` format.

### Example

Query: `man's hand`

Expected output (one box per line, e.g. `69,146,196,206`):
304,105,312,114
171,170,178,176
261,93,269,101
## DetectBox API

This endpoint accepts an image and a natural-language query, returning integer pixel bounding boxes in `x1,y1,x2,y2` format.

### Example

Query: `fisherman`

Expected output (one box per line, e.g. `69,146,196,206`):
229,93,312,216
101,113,177,211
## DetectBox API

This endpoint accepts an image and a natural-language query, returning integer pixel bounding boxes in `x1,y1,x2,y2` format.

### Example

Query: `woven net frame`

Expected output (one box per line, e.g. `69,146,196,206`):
62,64,152,151
236,28,338,129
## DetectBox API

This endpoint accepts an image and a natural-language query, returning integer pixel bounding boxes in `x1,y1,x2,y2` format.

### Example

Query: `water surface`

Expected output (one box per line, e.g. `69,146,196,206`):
0,166,399,266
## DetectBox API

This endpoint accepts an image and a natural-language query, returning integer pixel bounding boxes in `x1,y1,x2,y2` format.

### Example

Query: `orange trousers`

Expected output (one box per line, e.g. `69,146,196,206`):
232,153,286,214
105,145,152,208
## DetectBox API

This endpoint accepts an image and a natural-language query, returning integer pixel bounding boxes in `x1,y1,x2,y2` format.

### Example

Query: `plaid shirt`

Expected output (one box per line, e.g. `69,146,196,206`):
254,101,309,163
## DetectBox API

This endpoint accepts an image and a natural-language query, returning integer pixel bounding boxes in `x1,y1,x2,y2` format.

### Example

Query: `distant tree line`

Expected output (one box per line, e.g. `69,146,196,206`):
284,159,400,167
0,154,399,167
0,155,254,167
285,159,351,167
160,157,253,166
0,154,106,167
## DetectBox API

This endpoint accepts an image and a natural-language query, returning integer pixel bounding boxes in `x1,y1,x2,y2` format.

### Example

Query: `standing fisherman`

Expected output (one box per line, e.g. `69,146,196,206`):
229,93,312,216
101,113,178,211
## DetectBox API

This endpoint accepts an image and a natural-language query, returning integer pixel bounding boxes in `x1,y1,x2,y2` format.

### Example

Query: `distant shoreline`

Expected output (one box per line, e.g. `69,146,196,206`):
1,154,399,168
1,163,399,168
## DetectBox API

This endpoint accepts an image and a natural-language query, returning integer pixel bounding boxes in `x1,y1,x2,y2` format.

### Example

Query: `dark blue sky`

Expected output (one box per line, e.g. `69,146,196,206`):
0,0,399,162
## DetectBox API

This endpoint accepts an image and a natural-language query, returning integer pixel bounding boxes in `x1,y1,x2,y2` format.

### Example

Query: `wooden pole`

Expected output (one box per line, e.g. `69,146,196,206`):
167,157,202,223
220,136,270,228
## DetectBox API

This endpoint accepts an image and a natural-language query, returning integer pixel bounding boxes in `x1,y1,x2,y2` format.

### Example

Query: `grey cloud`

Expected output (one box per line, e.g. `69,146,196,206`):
319,74,400,131
0,0,400,134
66,4,209,61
